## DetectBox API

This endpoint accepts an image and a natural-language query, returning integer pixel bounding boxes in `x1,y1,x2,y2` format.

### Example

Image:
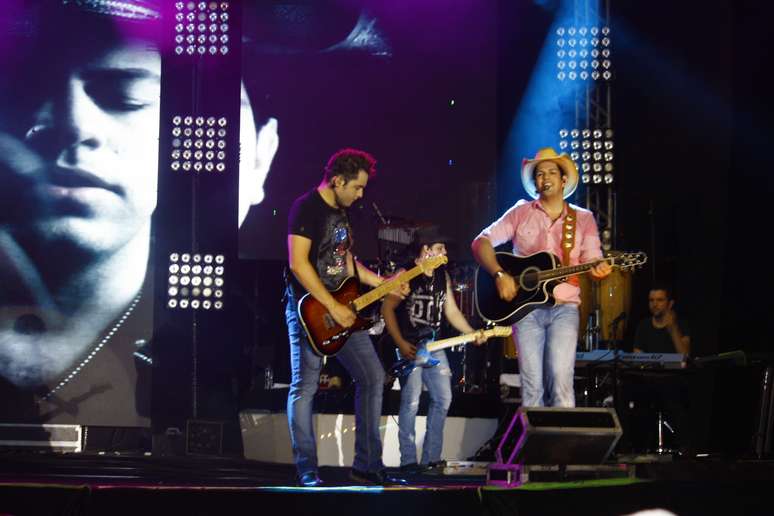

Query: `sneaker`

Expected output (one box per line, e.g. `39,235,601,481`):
349,468,408,486
399,463,425,474
298,471,324,487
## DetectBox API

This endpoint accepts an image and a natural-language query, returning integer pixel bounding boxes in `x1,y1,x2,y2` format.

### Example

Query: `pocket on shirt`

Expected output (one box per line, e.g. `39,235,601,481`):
515,226,541,254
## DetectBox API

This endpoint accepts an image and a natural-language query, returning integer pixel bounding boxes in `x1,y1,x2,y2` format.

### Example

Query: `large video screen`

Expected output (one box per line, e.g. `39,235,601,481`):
0,3,158,427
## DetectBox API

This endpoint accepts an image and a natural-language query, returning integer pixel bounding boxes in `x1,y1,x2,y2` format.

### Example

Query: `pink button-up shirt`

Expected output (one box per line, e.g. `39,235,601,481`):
477,199,603,304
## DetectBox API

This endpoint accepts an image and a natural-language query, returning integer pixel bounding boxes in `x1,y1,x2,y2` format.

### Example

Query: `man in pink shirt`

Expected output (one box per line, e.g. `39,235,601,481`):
471,148,611,407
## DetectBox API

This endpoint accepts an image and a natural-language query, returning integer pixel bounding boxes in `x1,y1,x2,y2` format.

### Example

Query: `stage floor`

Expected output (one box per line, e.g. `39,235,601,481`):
1,453,773,515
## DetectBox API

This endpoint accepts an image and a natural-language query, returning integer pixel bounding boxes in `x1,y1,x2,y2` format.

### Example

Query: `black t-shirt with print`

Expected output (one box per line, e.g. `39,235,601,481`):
397,269,448,344
287,189,352,297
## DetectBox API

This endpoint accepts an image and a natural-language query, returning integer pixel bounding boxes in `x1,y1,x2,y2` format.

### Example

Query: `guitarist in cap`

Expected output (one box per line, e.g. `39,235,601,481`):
286,148,406,486
382,226,487,474
471,148,611,407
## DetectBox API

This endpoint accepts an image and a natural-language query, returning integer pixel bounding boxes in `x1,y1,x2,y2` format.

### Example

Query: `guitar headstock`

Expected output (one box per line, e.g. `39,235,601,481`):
610,252,648,271
419,254,448,273
486,326,513,338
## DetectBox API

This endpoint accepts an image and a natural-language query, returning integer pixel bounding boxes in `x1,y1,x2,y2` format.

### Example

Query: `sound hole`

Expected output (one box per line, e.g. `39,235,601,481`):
519,267,541,291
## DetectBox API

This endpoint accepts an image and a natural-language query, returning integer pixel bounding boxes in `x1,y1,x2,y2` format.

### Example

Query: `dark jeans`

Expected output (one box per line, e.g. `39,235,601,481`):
285,289,385,476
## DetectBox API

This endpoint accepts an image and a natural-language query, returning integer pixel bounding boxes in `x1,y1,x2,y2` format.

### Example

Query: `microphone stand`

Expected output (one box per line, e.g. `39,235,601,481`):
609,315,626,454
371,202,389,274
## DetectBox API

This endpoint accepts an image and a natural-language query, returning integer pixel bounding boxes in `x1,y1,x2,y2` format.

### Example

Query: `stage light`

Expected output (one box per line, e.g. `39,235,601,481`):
168,253,226,310
170,116,229,173
559,128,615,185
556,26,612,81
175,1,231,56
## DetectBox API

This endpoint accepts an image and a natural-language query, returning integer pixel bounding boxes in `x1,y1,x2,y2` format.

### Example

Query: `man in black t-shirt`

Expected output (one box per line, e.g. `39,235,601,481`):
382,226,486,474
286,148,406,487
627,284,692,454
633,285,691,355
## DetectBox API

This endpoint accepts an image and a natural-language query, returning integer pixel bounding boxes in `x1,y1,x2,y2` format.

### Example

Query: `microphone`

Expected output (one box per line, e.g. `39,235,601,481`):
610,311,627,327
372,202,388,225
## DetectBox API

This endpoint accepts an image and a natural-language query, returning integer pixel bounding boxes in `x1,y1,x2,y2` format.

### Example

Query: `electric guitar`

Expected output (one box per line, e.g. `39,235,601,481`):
388,326,513,378
474,251,647,325
299,255,448,357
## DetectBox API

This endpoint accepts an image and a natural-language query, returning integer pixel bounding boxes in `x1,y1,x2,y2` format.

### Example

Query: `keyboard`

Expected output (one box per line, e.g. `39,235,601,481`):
576,350,686,369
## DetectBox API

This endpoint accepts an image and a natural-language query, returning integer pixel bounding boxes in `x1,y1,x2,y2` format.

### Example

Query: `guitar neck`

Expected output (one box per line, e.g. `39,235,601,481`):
538,256,615,282
351,263,439,312
425,328,507,353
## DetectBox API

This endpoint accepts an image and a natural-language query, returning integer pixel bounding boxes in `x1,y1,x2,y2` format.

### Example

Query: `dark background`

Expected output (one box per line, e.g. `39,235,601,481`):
610,0,772,356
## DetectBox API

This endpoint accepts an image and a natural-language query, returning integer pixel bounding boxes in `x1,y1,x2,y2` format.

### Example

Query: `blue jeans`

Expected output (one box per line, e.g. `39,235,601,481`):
285,290,385,477
515,304,579,407
398,349,452,466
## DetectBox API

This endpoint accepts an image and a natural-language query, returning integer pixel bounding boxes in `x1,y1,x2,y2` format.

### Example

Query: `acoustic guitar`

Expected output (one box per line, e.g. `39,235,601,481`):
474,251,647,325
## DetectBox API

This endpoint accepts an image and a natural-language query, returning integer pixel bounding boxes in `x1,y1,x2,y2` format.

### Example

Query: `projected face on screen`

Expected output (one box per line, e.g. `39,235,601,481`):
0,2,277,426
0,5,164,426
1,41,161,258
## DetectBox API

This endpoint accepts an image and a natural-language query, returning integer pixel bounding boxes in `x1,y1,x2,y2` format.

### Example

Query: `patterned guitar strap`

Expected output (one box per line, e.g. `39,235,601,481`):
562,204,579,287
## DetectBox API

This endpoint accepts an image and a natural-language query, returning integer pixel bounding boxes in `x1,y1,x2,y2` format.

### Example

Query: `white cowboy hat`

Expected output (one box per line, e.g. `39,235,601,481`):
521,147,579,199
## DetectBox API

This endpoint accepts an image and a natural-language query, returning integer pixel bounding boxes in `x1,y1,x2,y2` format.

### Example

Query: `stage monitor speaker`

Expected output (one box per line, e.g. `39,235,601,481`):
496,407,622,465
0,423,82,453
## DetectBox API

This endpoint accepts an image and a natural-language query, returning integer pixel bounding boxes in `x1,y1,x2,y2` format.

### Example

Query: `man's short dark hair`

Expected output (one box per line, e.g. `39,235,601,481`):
650,282,673,300
323,148,377,183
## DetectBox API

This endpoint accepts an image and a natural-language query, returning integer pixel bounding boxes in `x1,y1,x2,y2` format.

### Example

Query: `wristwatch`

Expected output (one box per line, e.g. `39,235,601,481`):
494,269,506,279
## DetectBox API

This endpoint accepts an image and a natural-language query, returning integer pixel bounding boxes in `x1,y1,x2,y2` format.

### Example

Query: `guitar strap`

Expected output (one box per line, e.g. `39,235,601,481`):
562,204,579,287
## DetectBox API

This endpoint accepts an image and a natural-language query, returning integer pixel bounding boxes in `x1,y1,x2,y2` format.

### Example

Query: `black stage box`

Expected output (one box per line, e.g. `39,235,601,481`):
497,407,622,465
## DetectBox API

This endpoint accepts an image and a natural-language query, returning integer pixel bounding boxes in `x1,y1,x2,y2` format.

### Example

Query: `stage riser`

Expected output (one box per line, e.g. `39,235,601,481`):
239,412,497,467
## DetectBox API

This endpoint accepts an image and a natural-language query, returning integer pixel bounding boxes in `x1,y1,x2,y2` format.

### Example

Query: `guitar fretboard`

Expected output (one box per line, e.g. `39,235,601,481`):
426,327,511,353
537,256,614,281
352,258,446,311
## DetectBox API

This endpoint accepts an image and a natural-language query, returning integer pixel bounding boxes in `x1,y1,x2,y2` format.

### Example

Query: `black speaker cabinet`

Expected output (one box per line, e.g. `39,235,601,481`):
496,407,622,465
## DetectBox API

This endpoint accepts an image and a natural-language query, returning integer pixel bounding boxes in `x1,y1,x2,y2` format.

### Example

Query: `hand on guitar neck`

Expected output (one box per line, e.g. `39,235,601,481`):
588,260,612,280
